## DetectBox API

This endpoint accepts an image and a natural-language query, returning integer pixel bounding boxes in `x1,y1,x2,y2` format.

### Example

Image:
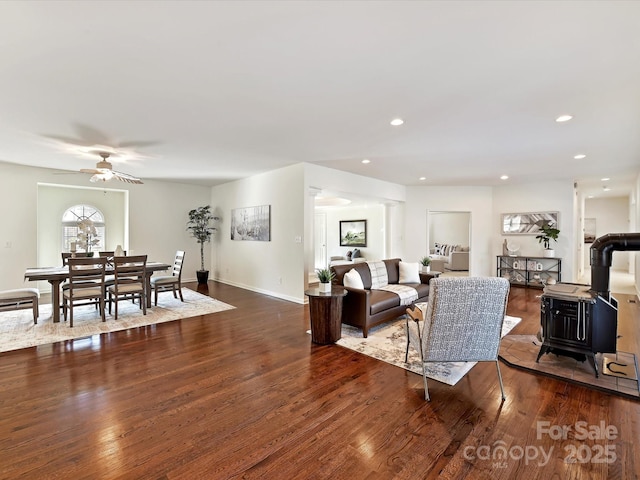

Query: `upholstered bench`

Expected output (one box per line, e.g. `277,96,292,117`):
0,288,40,324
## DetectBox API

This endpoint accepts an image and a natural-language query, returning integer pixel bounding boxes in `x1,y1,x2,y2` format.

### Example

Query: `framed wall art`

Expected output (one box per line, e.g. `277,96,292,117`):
339,219,367,247
231,205,271,241
501,211,558,235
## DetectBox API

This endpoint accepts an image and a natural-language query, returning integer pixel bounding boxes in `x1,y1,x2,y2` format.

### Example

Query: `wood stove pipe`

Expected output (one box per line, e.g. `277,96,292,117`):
590,232,640,298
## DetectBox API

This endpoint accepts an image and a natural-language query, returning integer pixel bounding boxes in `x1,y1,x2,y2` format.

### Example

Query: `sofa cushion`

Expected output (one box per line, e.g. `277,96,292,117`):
369,289,401,315
398,261,420,284
404,282,430,299
383,258,401,284
343,268,364,289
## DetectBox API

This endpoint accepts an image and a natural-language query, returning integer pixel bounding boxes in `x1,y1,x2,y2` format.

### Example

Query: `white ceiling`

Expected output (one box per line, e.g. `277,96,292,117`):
1,1,639,199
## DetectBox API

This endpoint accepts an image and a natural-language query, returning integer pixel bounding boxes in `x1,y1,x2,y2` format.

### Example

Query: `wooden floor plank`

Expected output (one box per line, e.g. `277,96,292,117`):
0,282,638,479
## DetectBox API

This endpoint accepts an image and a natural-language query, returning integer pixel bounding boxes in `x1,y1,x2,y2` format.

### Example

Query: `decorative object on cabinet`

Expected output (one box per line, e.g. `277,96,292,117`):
535,221,560,258
496,255,561,288
501,212,558,235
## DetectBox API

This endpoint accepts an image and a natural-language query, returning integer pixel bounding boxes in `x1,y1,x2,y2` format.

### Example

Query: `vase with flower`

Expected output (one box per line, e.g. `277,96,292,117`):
76,218,100,254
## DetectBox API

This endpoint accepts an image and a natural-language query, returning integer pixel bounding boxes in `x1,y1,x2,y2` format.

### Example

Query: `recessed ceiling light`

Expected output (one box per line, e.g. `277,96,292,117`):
574,154,586,159
419,177,426,181
603,186,611,192
500,175,509,180
601,177,610,181
390,118,404,126
587,195,594,199
361,159,370,164
556,115,573,122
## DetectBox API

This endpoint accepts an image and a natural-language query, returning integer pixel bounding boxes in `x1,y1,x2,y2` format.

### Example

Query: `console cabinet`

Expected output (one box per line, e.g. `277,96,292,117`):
496,255,561,288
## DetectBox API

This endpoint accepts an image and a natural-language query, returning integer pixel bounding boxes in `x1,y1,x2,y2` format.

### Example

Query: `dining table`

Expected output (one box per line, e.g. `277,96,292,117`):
24,261,171,323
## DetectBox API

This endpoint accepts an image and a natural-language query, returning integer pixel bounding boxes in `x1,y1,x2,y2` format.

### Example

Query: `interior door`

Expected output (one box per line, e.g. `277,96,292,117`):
314,213,327,269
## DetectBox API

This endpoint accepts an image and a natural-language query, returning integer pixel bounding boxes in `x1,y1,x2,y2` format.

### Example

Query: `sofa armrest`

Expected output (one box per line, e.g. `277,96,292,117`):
341,287,371,325
446,251,469,271
419,272,438,284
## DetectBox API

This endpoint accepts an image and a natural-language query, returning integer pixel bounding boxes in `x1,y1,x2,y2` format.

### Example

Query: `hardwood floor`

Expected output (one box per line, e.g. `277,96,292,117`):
0,282,638,479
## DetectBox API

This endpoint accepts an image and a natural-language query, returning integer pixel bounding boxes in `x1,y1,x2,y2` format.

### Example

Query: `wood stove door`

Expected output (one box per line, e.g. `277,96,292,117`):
542,297,592,351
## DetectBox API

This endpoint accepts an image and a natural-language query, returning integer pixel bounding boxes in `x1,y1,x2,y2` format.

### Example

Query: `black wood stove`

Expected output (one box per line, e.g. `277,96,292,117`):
536,233,640,377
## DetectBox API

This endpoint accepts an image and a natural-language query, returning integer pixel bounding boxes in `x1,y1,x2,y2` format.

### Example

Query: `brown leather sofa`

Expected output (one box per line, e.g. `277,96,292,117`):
330,258,435,337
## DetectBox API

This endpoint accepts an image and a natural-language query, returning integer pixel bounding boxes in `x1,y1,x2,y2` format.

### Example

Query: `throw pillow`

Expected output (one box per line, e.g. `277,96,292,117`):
399,261,420,284
346,250,352,259
343,268,364,289
352,248,361,259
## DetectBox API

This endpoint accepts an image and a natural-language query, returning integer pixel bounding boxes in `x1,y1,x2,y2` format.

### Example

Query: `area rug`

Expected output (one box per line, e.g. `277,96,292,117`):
0,288,235,353
334,315,521,386
499,335,640,400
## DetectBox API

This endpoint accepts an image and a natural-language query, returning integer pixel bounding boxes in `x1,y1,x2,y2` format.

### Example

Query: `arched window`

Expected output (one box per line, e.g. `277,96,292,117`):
61,204,106,253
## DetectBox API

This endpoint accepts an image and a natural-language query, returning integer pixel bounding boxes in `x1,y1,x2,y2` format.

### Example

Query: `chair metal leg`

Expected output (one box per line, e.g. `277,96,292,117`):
404,316,410,363
496,360,506,401
422,369,431,401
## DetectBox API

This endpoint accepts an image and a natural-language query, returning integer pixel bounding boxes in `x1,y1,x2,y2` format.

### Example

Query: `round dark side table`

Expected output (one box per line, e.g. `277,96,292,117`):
305,286,347,344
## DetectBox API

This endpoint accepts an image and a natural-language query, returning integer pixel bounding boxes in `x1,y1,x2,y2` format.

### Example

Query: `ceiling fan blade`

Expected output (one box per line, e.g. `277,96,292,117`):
113,171,143,184
80,168,100,174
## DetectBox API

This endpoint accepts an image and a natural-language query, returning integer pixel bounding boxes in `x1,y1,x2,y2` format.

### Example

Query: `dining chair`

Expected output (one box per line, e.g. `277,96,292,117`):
99,250,117,289
61,251,92,266
150,250,185,305
108,255,147,320
405,277,510,401
62,256,107,327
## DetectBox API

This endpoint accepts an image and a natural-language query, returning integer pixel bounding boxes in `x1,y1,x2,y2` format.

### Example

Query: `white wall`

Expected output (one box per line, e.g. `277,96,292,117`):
493,181,576,281
428,211,471,249
210,164,306,303
584,196,630,271
405,186,493,275
0,161,211,292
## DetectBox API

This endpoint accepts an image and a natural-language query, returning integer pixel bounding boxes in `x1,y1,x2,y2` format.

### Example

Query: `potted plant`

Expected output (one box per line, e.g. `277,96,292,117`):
316,267,335,293
187,205,220,284
419,256,432,273
535,222,560,258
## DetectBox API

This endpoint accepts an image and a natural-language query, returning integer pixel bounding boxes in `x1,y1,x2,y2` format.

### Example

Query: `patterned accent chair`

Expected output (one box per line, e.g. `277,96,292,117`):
405,277,510,401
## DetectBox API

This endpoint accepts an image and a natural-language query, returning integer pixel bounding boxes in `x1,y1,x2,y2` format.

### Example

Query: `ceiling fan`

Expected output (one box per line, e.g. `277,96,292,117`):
80,152,143,184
